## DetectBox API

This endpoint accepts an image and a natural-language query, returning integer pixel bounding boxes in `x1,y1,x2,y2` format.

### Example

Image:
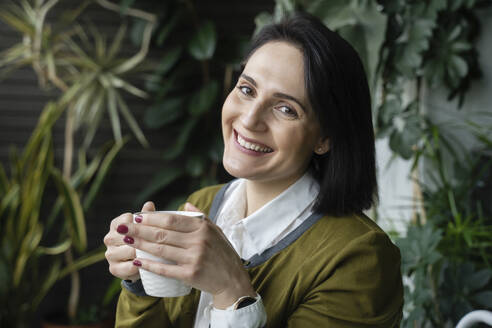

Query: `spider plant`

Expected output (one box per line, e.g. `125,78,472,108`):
0,0,156,323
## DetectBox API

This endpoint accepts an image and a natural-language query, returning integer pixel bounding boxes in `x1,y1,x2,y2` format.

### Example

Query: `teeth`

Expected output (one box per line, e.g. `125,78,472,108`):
237,134,272,153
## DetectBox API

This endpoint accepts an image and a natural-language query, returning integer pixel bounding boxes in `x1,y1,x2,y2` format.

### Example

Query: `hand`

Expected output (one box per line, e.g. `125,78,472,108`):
103,201,156,281
116,202,256,308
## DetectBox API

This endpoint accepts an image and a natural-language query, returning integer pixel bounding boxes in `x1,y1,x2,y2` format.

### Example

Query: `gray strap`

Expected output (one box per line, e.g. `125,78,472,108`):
208,182,233,223
244,211,324,268
208,181,326,268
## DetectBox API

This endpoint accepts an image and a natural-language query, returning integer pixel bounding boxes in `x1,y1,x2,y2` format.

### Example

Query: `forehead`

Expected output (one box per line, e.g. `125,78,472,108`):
243,42,306,99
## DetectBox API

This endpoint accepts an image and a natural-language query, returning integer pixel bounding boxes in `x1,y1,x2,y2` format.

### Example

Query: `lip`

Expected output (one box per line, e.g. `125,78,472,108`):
233,129,274,156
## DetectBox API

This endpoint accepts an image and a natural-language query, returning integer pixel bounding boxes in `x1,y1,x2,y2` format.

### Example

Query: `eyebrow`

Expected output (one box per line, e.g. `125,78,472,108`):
240,73,307,113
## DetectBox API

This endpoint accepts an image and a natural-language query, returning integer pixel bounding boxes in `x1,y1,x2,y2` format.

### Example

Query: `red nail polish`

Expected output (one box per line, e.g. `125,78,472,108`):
124,236,134,244
133,259,142,267
135,215,142,223
117,224,129,234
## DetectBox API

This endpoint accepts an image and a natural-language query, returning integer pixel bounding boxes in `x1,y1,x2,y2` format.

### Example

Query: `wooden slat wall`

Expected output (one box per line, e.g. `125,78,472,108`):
0,0,273,325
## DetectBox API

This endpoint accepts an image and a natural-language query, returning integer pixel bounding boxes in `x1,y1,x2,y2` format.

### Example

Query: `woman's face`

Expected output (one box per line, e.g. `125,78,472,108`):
221,41,328,186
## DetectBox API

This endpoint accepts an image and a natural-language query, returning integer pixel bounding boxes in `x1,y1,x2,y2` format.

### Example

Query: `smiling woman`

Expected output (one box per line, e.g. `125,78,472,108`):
221,41,327,202
104,11,403,328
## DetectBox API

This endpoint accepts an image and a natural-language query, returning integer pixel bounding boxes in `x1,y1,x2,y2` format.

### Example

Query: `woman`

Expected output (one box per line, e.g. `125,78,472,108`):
104,12,403,327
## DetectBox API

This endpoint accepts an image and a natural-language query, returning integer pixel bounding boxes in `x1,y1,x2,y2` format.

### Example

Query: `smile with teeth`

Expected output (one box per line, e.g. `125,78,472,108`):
237,133,273,153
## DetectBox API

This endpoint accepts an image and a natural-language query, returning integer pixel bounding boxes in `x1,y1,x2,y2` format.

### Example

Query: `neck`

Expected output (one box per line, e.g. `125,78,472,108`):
244,173,304,217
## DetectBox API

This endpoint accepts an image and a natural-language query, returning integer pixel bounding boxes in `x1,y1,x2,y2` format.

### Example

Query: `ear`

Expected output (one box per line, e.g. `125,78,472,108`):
314,138,330,155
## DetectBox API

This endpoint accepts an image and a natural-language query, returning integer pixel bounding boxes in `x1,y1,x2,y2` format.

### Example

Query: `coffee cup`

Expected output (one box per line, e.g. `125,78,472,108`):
133,210,204,297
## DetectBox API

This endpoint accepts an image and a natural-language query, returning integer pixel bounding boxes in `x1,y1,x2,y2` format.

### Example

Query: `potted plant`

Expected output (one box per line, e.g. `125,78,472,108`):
0,0,156,325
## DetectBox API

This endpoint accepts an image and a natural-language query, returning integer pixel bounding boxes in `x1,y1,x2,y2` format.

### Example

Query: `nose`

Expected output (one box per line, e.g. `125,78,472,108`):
240,101,267,132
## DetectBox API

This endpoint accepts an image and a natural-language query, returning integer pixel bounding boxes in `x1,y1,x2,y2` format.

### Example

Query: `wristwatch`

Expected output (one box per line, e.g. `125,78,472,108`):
230,295,257,310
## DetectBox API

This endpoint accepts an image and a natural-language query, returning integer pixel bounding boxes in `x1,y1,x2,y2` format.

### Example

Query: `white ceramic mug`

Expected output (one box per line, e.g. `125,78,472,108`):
133,210,204,297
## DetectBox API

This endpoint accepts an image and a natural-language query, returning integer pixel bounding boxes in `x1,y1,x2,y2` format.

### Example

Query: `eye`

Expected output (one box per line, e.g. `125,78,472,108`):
236,85,254,96
275,105,298,119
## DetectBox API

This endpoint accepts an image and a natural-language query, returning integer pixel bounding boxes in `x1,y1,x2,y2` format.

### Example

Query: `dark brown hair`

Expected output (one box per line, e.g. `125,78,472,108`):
244,12,378,216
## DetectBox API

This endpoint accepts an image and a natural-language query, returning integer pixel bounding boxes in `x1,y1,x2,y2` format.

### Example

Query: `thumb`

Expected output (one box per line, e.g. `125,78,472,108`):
184,202,201,212
141,201,156,212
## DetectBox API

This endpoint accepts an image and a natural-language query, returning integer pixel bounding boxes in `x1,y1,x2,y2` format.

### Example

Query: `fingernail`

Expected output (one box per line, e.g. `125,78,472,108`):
117,224,129,234
134,215,142,223
123,236,134,244
133,260,142,267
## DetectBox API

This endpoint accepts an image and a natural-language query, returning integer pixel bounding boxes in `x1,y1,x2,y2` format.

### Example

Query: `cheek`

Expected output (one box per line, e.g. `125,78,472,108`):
276,128,316,161
221,92,239,123
221,93,234,134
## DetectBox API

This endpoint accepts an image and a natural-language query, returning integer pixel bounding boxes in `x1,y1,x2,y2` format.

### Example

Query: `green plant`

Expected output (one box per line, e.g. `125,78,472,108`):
0,102,121,327
375,0,487,160
395,120,492,326
0,0,156,323
397,223,492,327
121,0,249,209
254,1,492,326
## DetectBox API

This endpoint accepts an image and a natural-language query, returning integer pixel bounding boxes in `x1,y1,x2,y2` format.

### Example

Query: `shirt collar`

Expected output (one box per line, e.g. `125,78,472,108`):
241,172,319,256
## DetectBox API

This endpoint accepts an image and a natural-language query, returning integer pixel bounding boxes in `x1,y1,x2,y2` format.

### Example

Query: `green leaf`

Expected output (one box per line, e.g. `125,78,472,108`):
110,75,148,99
0,7,34,35
157,47,182,75
135,166,183,206
188,80,219,116
188,20,217,60
108,23,128,60
107,87,123,143
119,0,137,15
468,269,492,291
254,12,273,36
59,247,106,279
449,55,468,78
307,0,356,30
51,168,87,253
389,117,422,159
83,138,127,211
115,92,149,147
36,238,72,255
162,118,198,160
145,47,182,92
102,277,122,307
31,259,61,309
471,291,492,308
156,10,182,46
144,97,184,129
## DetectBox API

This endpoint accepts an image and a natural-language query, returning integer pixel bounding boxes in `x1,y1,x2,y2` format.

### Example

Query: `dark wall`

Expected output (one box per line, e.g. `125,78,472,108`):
0,0,273,325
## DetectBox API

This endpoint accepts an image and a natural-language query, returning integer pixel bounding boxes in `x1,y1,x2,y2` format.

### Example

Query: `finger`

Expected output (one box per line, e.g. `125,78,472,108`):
124,236,191,264
140,212,203,232
110,212,133,230
118,223,189,248
184,202,201,213
109,260,140,280
104,230,128,247
141,201,155,212
133,257,186,282
105,245,136,262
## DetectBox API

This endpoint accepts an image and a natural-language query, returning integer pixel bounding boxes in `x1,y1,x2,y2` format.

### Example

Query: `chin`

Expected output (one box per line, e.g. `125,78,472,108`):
223,156,246,179
222,153,260,180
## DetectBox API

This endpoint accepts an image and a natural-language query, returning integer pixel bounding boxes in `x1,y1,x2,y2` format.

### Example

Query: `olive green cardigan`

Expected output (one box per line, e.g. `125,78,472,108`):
116,184,403,327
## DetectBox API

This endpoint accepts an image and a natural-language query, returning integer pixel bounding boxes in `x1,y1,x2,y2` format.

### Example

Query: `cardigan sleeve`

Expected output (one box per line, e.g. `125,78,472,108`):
286,230,403,327
115,284,173,327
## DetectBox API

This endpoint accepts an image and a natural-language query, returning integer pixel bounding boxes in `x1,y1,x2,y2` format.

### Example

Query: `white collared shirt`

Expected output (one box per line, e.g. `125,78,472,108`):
193,172,320,328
